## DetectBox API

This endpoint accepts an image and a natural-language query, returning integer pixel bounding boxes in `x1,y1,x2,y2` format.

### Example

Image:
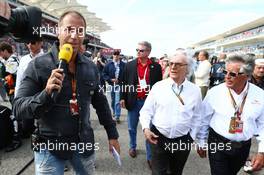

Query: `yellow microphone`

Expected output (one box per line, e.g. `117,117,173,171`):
58,43,73,67
51,44,73,101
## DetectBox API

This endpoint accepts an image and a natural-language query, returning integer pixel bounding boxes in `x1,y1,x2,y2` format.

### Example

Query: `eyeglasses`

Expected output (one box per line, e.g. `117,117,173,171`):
169,62,187,67
222,70,244,78
136,49,146,53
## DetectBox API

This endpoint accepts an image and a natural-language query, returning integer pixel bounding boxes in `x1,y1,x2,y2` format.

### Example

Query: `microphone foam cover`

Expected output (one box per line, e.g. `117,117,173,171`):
59,44,73,63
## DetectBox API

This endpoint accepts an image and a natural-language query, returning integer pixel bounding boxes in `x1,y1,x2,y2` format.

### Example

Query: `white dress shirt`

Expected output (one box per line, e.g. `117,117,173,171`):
15,51,43,97
194,60,211,87
196,82,264,152
139,78,202,140
113,60,120,79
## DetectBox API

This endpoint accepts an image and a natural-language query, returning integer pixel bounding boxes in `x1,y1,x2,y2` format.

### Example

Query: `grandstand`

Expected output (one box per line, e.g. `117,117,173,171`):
1,0,112,56
191,17,264,58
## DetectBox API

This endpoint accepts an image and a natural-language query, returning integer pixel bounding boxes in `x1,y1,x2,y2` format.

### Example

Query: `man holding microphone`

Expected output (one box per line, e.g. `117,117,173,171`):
13,11,120,175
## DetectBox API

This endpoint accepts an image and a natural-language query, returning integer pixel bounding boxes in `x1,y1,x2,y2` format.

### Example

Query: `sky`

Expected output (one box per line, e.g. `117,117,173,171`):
77,0,264,57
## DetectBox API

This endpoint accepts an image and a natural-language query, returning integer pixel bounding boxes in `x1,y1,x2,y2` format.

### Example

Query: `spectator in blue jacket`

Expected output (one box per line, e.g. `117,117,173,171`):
103,51,125,123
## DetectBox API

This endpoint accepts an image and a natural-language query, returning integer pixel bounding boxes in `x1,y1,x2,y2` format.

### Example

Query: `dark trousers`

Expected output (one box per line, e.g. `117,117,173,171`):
208,128,251,175
151,125,193,175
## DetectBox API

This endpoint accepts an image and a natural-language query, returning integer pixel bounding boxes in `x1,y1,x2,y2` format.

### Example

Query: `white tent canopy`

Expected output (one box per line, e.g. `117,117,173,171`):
19,0,111,34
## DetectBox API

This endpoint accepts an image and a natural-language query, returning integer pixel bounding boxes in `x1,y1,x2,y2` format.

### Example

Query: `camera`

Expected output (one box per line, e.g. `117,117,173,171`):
0,6,42,42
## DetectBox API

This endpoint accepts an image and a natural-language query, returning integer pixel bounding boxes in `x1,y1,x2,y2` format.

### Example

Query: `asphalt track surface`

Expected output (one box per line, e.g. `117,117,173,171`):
0,96,263,175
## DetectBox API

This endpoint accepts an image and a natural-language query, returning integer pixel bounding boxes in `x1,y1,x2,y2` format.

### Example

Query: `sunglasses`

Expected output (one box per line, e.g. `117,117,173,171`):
169,62,187,67
222,70,244,78
136,49,146,53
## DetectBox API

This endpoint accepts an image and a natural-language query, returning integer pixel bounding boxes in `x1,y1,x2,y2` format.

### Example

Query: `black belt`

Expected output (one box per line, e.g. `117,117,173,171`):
209,127,251,148
151,125,192,142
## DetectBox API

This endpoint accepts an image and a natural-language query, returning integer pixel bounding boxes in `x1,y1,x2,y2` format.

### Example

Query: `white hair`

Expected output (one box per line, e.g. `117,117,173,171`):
169,51,193,77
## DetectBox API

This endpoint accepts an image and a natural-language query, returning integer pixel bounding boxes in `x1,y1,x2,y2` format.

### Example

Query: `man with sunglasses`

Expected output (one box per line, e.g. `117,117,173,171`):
103,50,125,123
4,38,43,152
197,54,264,175
15,38,43,97
13,38,43,139
140,51,202,175
120,41,162,169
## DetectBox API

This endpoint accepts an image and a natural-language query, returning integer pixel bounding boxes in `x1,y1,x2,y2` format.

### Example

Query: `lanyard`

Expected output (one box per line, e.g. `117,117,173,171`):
171,85,184,105
71,74,77,99
228,84,249,119
138,66,148,81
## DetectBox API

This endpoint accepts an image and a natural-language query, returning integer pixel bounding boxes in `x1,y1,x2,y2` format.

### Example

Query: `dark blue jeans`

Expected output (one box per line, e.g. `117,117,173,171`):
127,99,151,160
110,85,121,119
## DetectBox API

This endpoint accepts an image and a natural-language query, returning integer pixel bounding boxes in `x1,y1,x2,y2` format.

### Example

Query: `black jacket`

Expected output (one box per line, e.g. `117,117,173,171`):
120,58,162,110
13,44,118,158
249,75,264,90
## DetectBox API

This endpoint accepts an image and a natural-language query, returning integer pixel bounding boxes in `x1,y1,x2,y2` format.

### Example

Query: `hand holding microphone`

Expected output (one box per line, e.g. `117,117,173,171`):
45,44,73,101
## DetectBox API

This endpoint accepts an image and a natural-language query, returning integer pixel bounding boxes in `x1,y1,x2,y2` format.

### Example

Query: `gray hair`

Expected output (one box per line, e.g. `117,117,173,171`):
138,41,152,51
226,54,255,76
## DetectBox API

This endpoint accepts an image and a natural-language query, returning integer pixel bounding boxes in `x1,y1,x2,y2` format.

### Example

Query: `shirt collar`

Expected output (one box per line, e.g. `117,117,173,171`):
168,77,187,90
30,49,44,59
229,81,249,97
137,57,152,66
113,60,120,64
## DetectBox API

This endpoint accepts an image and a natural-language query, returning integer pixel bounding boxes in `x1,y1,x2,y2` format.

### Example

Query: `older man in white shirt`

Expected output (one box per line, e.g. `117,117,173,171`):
197,54,264,175
140,51,202,175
